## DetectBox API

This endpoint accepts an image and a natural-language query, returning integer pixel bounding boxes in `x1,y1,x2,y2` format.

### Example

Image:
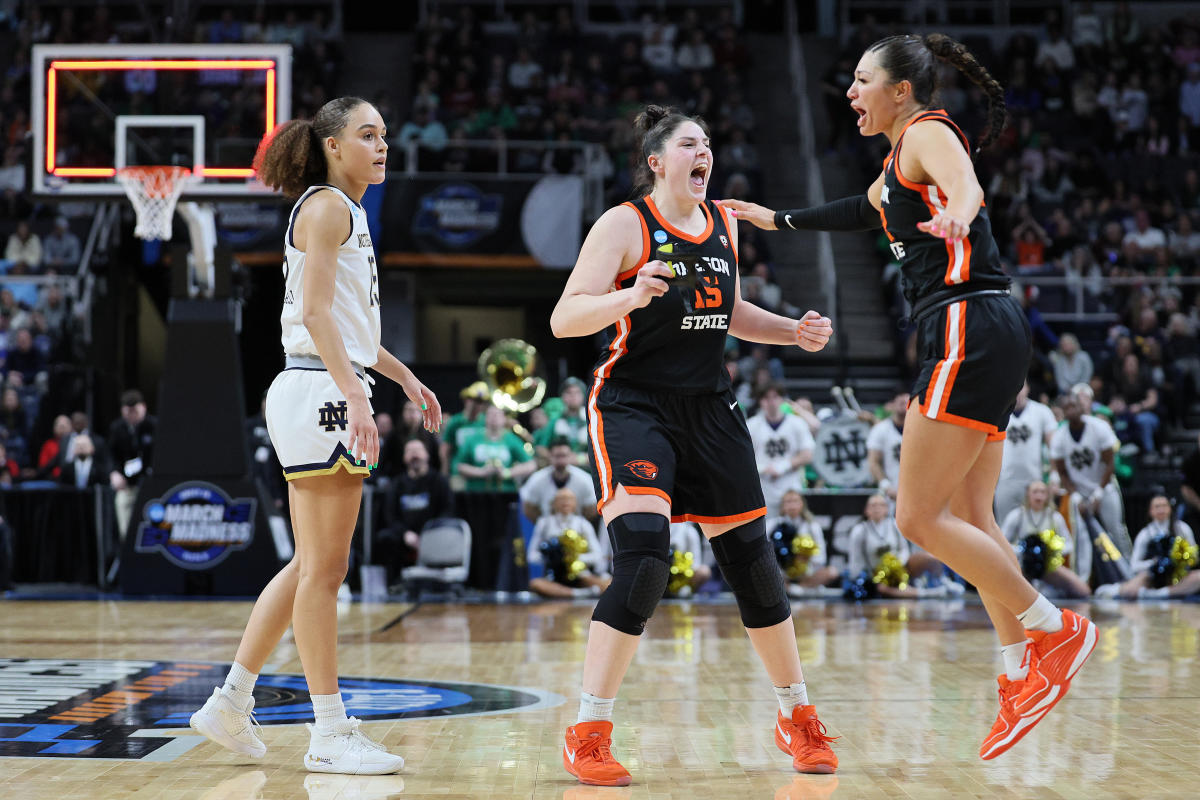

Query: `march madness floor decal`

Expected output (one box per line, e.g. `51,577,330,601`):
0,659,563,761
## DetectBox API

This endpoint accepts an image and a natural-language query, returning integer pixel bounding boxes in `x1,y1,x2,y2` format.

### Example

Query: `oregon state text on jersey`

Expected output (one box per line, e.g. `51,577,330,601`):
280,184,381,368
592,196,737,394
879,110,1010,308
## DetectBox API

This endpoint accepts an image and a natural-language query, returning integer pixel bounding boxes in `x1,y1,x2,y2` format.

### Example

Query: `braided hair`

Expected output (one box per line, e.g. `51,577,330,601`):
631,104,709,196
867,33,1007,155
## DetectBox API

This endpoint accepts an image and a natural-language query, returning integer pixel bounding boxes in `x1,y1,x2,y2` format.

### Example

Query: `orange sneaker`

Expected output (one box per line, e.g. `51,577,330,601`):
978,674,1052,760
563,721,632,787
1013,609,1097,720
775,705,838,774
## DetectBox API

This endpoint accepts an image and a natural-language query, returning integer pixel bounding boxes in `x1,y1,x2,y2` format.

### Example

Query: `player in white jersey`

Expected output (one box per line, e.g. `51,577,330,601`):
747,383,814,516
994,382,1057,524
188,98,441,775
866,390,906,499
1049,396,1131,562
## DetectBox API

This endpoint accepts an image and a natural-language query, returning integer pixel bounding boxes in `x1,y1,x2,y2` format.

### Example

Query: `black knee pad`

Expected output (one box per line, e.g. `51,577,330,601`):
591,513,671,635
710,517,791,628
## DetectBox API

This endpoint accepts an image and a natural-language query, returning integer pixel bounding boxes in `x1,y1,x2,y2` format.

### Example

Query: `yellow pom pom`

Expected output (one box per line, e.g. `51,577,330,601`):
872,551,909,589
668,550,696,596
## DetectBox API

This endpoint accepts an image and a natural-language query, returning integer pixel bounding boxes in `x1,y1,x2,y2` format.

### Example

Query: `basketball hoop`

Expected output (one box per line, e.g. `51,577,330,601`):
116,166,196,241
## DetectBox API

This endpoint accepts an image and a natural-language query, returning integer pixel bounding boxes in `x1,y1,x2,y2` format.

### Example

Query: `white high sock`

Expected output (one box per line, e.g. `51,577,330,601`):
577,692,614,723
1000,639,1032,681
311,692,348,732
1016,594,1063,633
1138,586,1169,600
774,681,809,716
221,662,257,710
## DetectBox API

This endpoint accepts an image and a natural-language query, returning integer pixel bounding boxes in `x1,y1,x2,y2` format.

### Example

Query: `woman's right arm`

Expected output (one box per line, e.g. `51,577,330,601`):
550,205,676,338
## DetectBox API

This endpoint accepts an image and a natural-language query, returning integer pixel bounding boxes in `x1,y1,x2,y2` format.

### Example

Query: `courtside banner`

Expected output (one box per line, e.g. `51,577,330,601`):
381,175,583,267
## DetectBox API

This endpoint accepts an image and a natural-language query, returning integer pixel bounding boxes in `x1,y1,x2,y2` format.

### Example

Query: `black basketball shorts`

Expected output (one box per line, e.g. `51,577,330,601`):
911,293,1031,441
586,381,766,524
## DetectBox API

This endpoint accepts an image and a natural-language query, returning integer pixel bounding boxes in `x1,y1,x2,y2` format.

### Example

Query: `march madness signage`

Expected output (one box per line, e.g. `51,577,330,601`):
134,481,257,570
0,659,562,761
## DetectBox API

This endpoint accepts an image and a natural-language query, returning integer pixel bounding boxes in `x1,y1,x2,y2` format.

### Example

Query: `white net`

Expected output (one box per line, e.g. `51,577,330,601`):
116,166,195,241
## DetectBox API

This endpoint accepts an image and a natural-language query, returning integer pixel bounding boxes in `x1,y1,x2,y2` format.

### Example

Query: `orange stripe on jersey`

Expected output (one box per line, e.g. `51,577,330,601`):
713,200,738,264
616,202,650,284
929,407,1003,439
644,194,714,243
673,507,767,525
589,314,632,510
922,185,969,285
625,486,673,507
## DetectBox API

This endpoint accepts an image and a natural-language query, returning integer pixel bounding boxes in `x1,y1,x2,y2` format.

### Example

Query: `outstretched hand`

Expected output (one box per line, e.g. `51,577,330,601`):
917,211,970,242
718,199,778,231
795,310,833,352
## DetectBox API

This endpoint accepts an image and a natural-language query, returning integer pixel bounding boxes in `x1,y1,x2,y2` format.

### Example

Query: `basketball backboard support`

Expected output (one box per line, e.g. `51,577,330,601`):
31,44,292,201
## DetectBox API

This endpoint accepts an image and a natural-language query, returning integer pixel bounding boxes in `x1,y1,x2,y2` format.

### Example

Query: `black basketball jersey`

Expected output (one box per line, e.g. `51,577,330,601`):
592,196,737,394
879,110,1010,308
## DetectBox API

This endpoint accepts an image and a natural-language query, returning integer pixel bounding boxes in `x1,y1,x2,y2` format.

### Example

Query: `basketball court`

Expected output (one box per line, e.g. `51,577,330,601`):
0,598,1195,799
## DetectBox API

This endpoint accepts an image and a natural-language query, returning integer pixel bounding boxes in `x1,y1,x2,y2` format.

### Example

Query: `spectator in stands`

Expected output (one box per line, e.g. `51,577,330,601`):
41,218,80,273
4,221,40,273
390,399,441,475
0,442,16,487
376,438,454,585
675,27,713,72
1110,352,1161,456
35,414,70,480
444,71,478,122
397,106,447,154
1095,494,1200,599
766,490,838,597
59,433,107,490
508,47,543,91
1070,2,1105,66
453,404,535,493
1012,212,1052,269
441,382,488,474
1000,480,1091,598
0,145,28,220
5,328,46,388
208,8,243,44
748,383,814,516
1182,63,1200,131
1036,22,1076,71
526,487,609,599
267,10,308,50
521,436,597,523
1169,213,1200,269
641,19,676,75
534,377,589,467
1124,209,1166,267
1049,333,1094,396
737,342,783,384
0,387,27,462
108,389,156,539
1050,395,1131,555
867,390,907,500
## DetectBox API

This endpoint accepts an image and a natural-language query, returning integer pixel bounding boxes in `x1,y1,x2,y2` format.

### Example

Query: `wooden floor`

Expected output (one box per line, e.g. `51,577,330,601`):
0,596,1197,799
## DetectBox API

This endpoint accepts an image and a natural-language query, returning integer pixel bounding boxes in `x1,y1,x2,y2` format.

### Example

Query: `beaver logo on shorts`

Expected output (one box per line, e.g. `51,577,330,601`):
624,460,659,480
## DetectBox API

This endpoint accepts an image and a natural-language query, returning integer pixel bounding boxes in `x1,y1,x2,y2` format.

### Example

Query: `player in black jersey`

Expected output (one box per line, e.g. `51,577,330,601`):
550,105,837,786
723,34,1097,761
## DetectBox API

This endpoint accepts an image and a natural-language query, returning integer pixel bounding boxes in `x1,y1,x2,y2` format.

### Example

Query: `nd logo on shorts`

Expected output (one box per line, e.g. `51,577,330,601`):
624,460,659,480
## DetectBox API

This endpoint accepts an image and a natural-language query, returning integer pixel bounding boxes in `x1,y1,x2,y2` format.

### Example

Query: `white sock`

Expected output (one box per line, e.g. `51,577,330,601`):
311,692,348,732
577,692,614,723
774,681,809,716
1138,586,1169,599
221,662,257,710
1016,594,1063,633
1000,639,1032,681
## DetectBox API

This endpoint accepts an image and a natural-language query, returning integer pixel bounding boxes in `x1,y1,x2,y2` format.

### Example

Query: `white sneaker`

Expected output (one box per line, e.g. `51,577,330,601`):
944,580,966,597
189,687,267,758
1094,582,1120,599
304,717,404,775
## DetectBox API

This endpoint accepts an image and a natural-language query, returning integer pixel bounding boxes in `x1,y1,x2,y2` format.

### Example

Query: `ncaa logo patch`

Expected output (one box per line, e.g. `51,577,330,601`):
0,659,563,761
135,482,256,570
653,229,668,244
624,460,659,480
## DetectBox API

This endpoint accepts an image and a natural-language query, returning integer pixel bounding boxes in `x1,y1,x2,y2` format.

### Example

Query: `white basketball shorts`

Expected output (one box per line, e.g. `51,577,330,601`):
265,367,374,481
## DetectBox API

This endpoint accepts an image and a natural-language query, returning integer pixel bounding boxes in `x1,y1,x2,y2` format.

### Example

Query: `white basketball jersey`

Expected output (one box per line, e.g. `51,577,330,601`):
1049,415,1117,495
866,419,904,485
280,184,380,367
999,400,1058,484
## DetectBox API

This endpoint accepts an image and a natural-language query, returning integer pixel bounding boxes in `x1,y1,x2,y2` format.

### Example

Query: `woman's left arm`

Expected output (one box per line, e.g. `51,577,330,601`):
904,121,985,243
715,203,833,350
374,345,442,432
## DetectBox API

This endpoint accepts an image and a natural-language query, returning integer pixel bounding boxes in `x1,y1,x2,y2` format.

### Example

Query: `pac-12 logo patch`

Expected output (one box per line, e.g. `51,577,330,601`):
134,481,257,570
624,460,659,480
0,659,563,761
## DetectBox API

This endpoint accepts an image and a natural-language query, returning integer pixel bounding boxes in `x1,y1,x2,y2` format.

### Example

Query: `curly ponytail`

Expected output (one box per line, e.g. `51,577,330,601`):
252,96,369,198
631,104,709,196
922,33,1007,152
868,33,1007,155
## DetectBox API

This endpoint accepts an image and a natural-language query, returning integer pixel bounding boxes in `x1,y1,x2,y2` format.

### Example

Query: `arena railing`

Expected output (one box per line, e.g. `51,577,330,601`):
1008,274,1200,323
